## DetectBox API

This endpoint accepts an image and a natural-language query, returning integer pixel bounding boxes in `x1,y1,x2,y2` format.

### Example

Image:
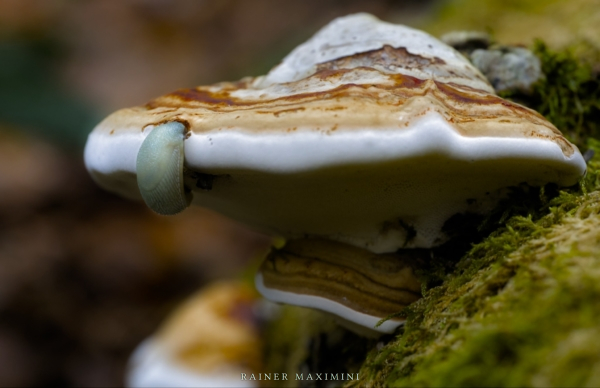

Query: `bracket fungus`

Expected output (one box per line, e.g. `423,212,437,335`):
84,14,586,333
127,282,261,388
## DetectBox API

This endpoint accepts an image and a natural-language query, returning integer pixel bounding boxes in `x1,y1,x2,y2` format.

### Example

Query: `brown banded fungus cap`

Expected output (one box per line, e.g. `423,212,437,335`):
84,14,586,333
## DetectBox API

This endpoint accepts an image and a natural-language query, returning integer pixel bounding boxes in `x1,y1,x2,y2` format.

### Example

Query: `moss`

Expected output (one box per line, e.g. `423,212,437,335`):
348,45,600,387
501,41,600,148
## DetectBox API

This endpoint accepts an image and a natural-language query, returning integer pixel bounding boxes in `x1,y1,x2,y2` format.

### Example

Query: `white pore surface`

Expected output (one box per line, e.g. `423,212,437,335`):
127,339,256,388
255,273,401,334
260,13,492,92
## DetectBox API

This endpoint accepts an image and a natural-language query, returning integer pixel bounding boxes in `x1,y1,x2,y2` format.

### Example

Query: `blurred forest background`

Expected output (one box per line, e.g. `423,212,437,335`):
0,0,598,386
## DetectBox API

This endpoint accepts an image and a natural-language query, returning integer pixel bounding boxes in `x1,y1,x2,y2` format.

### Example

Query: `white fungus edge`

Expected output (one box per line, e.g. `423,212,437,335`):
126,338,256,388
255,273,401,334
85,113,586,184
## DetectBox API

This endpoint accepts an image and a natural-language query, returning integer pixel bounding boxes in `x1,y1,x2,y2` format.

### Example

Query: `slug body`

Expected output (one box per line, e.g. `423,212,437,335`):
136,121,191,215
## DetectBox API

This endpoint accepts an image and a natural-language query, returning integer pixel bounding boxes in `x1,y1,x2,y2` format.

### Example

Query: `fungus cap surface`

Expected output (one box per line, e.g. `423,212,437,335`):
84,13,586,251
258,13,493,91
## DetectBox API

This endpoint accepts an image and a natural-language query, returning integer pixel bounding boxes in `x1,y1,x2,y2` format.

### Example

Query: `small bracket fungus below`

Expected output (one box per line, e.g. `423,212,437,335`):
127,282,261,388
255,238,424,334
84,13,586,333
